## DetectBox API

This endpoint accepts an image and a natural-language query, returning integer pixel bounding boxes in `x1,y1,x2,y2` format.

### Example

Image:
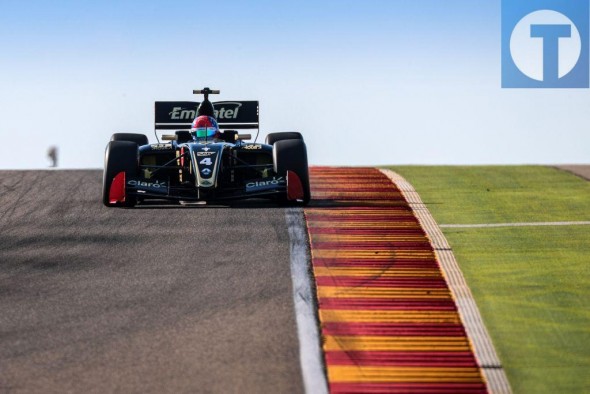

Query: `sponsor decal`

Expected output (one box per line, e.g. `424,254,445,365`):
201,168,212,176
242,144,262,150
245,176,285,192
213,102,242,120
197,151,215,156
169,107,197,120
127,179,169,194
168,102,243,120
201,180,213,186
150,143,172,150
127,180,167,189
202,146,211,151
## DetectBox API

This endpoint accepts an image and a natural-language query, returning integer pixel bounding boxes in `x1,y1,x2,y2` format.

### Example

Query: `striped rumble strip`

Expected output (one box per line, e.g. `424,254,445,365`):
304,167,488,394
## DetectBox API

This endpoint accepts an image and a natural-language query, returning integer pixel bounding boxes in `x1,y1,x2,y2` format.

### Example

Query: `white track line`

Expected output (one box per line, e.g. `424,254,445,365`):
440,221,590,228
380,169,513,394
285,208,329,394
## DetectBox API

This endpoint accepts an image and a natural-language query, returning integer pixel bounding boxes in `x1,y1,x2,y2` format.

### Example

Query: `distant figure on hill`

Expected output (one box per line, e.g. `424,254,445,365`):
47,146,58,167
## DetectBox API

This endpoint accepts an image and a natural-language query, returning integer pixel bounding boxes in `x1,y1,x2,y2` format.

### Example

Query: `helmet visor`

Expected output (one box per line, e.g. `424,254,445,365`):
193,127,217,138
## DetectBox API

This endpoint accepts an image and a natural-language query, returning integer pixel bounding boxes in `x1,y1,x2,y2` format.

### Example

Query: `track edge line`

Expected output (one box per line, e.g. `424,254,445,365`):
286,207,329,394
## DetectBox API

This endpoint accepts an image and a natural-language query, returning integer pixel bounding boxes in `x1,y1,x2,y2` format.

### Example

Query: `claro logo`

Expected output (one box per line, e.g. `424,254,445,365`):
246,177,285,189
127,180,167,189
169,102,242,120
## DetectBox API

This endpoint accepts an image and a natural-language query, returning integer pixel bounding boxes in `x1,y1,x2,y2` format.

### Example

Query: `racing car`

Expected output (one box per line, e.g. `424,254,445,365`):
102,88,310,207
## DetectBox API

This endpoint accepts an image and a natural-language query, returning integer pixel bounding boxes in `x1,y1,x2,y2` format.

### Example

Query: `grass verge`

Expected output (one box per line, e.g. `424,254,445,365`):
388,166,590,394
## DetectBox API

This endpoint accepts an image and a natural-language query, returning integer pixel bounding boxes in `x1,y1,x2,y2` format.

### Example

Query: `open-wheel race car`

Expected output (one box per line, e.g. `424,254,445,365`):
102,88,310,207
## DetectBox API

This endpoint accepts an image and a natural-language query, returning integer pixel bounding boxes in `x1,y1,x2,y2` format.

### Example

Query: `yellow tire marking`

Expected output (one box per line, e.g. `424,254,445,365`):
317,286,452,299
328,366,483,383
314,267,443,278
319,310,461,324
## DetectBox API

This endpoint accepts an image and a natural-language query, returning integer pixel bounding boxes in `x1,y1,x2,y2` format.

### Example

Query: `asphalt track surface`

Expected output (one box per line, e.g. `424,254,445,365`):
0,170,304,393
555,164,590,181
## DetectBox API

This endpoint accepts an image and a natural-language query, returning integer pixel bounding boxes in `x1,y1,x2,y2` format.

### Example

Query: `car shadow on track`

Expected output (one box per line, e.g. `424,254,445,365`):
131,199,287,210
131,198,409,210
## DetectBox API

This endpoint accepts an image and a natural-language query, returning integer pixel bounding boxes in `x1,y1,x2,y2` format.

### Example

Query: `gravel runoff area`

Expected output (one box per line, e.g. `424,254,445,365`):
555,165,590,181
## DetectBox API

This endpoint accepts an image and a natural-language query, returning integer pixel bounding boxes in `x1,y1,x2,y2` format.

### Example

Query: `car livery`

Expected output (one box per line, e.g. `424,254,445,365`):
102,88,310,207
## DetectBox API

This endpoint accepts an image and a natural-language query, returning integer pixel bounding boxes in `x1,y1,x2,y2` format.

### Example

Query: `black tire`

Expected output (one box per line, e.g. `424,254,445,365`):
222,130,238,143
273,139,310,205
175,130,192,143
111,133,149,146
102,141,138,207
265,132,303,145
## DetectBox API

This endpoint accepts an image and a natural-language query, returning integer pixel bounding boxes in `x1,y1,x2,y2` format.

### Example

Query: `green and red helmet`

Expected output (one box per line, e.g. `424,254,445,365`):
191,115,220,138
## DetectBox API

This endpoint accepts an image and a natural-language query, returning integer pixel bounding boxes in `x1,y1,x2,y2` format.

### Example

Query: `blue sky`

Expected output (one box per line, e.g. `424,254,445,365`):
0,0,588,168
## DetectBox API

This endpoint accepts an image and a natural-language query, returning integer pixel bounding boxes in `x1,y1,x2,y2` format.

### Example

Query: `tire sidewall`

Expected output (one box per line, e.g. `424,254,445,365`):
111,133,148,146
273,139,310,204
103,141,139,207
265,132,303,145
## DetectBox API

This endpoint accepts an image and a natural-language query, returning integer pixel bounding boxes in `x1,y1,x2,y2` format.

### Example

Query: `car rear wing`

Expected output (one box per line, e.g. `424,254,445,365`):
154,101,259,131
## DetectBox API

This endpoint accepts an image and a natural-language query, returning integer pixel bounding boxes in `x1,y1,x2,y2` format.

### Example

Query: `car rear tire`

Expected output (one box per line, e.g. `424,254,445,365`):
175,130,192,143
111,133,149,146
273,139,310,205
103,141,138,207
265,132,303,145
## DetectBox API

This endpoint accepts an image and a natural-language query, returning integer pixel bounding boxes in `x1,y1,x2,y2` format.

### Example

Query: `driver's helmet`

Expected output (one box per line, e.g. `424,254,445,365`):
191,115,220,139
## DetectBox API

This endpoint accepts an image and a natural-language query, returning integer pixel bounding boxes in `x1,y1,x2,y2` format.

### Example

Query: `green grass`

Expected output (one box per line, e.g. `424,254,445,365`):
388,166,590,394
390,166,590,224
